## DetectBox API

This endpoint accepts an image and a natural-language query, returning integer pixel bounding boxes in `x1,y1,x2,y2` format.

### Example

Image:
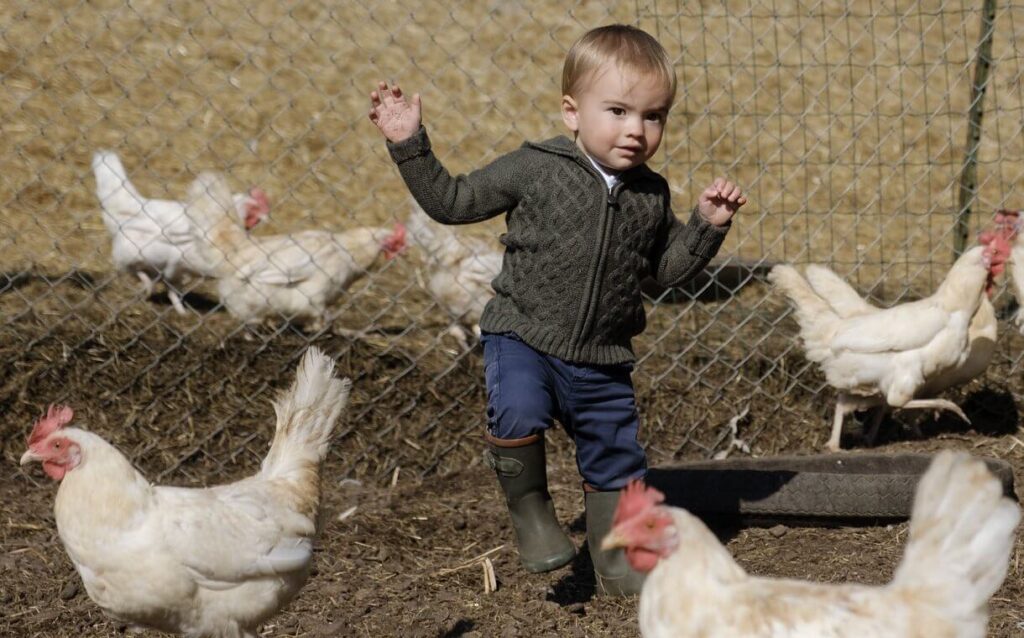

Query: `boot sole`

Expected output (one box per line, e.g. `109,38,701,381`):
521,547,576,573
596,575,644,597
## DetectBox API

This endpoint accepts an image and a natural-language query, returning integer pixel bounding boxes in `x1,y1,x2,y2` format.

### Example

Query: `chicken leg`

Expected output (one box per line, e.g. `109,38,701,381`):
135,271,155,297
828,393,883,452
166,289,187,315
445,324,471,352
863,398,970,446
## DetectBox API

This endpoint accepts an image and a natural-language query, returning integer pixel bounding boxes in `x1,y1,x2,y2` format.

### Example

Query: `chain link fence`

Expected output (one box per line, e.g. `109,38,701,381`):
2,0,1023,484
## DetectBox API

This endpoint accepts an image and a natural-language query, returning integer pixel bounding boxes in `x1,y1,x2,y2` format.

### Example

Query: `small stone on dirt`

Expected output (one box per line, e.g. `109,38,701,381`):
60,581,79,600
769,524,788,538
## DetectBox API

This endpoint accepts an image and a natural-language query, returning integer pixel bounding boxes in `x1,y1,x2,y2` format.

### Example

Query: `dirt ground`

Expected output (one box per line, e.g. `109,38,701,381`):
5,448,1019,638
2,276,1023,638
3,1,1024,636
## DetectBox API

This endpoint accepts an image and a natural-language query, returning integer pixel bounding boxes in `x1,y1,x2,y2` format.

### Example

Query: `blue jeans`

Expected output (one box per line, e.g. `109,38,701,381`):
481,332,647,491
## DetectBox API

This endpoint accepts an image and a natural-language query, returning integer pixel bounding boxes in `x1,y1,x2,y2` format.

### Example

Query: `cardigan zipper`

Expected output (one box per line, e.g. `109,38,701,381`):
570,178,624,360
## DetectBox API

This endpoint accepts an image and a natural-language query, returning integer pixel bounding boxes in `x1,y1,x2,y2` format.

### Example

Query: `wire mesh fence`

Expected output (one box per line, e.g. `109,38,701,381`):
2,0,1023,484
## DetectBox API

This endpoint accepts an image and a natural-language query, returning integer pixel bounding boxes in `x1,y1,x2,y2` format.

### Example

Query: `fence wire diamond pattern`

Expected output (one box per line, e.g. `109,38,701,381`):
2,0,1022,484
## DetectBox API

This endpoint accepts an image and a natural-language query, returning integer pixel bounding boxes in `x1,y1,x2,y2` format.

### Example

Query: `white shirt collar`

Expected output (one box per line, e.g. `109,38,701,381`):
584,154,620,192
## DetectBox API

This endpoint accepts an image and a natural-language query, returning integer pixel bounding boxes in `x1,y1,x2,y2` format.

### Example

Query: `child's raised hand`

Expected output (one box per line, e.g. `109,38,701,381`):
698,178,746,226
369,81,421,143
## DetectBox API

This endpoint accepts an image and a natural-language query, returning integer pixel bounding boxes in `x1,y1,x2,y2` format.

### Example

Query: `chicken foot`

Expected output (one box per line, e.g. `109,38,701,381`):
830,395,970,451
135,271,155,297
864,399,971,446
136,271,188,316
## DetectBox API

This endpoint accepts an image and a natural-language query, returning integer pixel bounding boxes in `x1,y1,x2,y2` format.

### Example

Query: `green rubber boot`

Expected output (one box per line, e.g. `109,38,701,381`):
586,489,646,596
485,434,576,573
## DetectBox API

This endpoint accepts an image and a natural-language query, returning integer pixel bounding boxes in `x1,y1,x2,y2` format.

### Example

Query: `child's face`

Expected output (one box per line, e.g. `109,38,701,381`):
561,62,672,172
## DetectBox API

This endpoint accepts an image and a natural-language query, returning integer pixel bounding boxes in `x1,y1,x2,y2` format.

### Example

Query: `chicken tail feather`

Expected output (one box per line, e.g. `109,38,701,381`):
767,264,840,360
803,264,875,318
890,451,1019,634
92,151,146,224
259,347,352,515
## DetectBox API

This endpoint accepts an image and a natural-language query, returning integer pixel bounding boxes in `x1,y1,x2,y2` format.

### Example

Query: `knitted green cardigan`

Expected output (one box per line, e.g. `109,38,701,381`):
389,127,729,365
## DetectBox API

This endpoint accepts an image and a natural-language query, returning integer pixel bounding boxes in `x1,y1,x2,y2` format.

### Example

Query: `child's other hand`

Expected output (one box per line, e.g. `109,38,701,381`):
698,178,747,226
369,81,422,143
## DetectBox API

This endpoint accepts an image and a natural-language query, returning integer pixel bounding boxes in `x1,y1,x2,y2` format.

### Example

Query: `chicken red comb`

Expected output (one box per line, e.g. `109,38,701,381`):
382,222,407,259
982,209,1020,248
613,480,665,527
994,209,1021,238
392,222,407,243
250,187,269,209
980,225,1013,282
243,187,271,230
27,404,74,446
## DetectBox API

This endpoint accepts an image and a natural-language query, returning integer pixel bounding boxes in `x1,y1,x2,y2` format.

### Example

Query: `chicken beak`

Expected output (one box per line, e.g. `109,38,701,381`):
601,527,629,551
20,449,41,466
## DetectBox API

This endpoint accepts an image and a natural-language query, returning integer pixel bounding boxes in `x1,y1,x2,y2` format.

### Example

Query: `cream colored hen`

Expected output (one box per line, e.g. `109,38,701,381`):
603,451,1019,638
407,200,502,350
21,348,351,638
186,173,406,332
93,151,270,315
769,227,1012,451
795,263,997,449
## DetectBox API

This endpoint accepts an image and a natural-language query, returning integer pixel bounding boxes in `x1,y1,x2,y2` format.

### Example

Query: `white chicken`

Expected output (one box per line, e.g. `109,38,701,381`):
769,226,1013,451
998,209,1024,332
407,200,502,350
92,151,271,315
797,262,998,447
21,347,351,638
185,173,406,332
603,451,1019,638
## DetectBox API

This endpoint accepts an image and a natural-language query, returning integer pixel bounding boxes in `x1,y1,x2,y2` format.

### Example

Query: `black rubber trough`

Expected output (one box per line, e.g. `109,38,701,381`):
645,453,1017,523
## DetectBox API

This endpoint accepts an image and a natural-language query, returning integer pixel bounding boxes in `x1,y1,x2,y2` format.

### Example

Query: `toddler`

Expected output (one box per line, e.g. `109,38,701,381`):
369,24,746,596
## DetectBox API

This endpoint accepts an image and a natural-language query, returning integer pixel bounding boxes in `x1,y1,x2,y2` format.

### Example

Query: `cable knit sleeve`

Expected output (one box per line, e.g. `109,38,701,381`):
650,199,731,287
387,126,532,225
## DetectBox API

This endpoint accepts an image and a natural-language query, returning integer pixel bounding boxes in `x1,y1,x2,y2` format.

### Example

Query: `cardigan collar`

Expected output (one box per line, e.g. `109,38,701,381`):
524,135,658,184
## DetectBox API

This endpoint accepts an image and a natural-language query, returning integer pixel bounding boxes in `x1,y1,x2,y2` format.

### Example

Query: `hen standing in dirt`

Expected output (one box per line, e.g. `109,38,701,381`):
603,451,1019,637
21,348,350,638
769,222,1014,452
369,24,745,595
185,172,406,333
92,151,270,315
406,199,503,350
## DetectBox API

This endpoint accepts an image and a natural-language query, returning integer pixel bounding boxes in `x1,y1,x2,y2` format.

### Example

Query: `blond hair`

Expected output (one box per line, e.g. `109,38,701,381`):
561,24,676,102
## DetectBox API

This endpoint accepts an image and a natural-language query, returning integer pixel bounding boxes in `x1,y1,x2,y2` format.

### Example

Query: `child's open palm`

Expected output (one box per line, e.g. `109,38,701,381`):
698,178,747,226
369,81,421,143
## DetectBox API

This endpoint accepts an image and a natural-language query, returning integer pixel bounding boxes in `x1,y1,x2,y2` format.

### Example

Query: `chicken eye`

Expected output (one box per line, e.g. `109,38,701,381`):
645,519,657,530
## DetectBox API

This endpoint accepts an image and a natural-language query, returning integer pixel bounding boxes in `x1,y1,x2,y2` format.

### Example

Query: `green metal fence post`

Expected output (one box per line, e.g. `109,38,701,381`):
954,0,997,256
